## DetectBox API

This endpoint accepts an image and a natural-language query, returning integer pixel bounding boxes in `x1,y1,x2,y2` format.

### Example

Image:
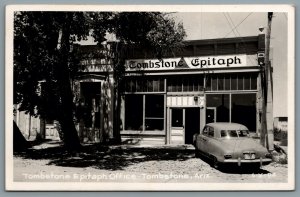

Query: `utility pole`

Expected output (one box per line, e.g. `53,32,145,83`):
260,12,274,151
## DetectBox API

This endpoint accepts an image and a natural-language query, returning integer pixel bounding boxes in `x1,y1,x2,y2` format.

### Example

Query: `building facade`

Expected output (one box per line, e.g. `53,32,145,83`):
15,35,270,145
119,36,265,145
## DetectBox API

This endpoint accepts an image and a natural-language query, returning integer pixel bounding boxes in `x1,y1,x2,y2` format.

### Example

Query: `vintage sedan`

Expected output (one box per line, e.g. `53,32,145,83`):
193,122,272,168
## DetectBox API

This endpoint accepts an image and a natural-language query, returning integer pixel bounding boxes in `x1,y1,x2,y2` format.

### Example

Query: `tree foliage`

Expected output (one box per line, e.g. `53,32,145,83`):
14,11,186,150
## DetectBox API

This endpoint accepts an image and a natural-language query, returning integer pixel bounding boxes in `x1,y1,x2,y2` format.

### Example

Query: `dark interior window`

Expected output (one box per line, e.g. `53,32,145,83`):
145,95,164,131
125,95,143,130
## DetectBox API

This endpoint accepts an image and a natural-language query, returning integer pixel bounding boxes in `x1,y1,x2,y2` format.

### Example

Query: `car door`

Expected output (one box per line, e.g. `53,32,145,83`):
205,126,216,156
197,126,209,153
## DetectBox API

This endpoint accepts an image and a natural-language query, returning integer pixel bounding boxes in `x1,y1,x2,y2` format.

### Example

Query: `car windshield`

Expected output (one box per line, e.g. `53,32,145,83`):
221,130,249,138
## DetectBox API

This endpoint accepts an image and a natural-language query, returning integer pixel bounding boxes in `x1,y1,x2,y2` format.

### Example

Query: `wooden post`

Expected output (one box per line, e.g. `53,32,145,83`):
260,12,274,150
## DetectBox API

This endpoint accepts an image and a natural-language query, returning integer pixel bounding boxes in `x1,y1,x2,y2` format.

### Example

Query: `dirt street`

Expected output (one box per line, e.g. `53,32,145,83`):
13,142,288,183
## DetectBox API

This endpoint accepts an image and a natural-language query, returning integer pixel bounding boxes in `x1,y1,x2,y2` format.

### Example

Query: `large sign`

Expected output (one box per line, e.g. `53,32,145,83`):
125,55,253,71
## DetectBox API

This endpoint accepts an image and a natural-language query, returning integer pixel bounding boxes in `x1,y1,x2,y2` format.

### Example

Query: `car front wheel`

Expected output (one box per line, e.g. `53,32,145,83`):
211,156,219,169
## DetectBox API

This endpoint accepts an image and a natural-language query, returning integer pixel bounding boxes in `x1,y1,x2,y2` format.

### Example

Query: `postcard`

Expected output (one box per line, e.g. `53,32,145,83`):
5,4,295,191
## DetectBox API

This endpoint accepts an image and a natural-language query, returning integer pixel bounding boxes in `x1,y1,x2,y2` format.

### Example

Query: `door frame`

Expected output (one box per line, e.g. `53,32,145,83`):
169,108,185,144
168,107,202,144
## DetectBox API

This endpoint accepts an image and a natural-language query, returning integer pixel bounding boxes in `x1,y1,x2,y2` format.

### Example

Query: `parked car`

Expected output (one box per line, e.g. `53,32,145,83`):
193,122,272,168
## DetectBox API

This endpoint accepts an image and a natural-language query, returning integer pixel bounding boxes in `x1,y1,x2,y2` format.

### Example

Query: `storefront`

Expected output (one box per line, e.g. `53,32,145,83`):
14,36,265,145
119,36,264,145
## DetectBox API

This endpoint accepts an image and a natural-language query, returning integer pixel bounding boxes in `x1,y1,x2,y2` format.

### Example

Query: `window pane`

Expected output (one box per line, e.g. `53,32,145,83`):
231,94,256,132
125,95,143,130
206,76,211,91
198,77,204,91
231,74,237,90
159,79,165,92
225,75,230,90
188,77,194,91
153,79,159,92
172,109,183,127
208,127,214,137
136,79,144,92
221,130,227,137
183,78,188,91
202,127,208,135
244,74,251,90
206,94,230,122
218,75,224,91
145,119,164,131
211,76,217,91
167,78,173,92
125,79,131,92
147,79,153,92
145,95,164,118
238,75,243,90
251,75,257,90
176,78,182,92
167,75,204,92
129,79,136,92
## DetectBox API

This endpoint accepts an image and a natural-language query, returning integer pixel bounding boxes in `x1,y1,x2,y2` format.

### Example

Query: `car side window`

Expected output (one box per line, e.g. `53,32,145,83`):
202,127,208,136
220,130,227,137
208,127,214,137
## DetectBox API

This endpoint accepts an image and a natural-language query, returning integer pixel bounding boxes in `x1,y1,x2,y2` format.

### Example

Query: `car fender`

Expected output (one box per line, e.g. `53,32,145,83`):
206,138,228,162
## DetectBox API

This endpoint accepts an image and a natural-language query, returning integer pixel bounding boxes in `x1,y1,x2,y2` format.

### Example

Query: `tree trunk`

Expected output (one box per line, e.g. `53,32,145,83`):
13,121,31,152
56,14,81,151
112,85,121,144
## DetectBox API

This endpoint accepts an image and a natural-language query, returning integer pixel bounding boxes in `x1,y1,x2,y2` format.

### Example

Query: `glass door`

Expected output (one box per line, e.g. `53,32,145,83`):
170,108,185,144
206,107,216,124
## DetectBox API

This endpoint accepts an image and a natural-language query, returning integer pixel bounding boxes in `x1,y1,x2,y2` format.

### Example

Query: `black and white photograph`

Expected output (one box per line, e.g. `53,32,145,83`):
5,4,295,191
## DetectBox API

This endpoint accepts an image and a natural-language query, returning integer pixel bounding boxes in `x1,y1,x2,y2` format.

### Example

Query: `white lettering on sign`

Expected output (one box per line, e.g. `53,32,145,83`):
125,55,251,71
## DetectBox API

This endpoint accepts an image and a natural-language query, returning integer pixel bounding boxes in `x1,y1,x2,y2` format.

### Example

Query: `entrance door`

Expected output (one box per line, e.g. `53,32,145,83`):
170,108,201,144
185,108,200,144
80,82,101,142
170,108,184,144
206,107,216,124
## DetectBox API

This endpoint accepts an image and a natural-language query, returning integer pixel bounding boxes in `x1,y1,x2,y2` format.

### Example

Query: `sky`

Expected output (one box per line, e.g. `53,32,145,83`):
173,12,288,117
79,12,288,117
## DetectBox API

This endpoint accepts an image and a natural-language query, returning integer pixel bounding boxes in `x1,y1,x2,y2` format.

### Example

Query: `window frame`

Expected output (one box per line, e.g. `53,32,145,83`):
124,93,166,132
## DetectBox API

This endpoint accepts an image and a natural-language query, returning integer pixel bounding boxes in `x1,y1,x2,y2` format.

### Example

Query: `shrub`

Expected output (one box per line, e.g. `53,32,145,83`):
273,127,288,146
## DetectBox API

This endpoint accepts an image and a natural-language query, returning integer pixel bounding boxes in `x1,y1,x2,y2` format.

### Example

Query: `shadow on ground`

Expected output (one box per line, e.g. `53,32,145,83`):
14,141,271,174
197,153,271,174
14,142,195,171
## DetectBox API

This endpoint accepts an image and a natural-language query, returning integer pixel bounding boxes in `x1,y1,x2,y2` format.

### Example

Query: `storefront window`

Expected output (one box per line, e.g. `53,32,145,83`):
218,74,224,91
231,74,238,90
238,75,243,90
251,75,257,90
224,75,230,90
232,94,256,132
125,95,143,130
125,77,164,92
167,75,204,92
125,94,165,131
206,94,230,123
145,95,164,130
244,74,251,90
147,79,153,92
211,76,217,91
205,73,257,91
205,77,211,91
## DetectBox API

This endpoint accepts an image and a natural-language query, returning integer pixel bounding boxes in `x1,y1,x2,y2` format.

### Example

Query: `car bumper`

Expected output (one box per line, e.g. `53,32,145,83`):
223,158,272,166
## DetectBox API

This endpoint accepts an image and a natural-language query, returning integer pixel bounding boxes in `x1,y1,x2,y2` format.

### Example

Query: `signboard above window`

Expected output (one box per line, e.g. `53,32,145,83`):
125,55,257,71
